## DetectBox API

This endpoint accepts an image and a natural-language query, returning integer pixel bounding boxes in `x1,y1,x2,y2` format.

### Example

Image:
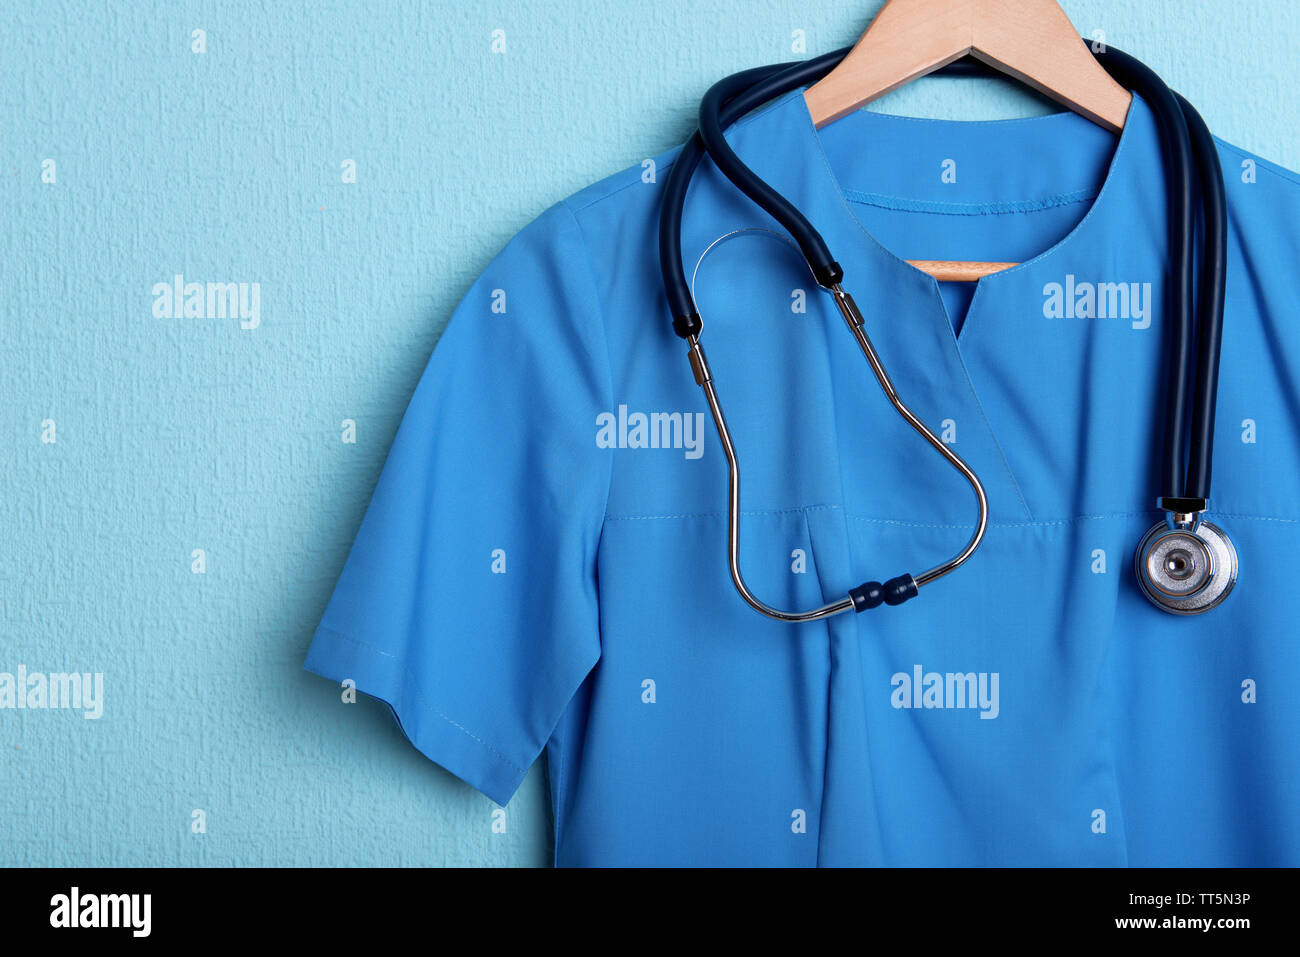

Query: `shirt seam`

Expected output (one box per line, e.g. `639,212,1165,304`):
563,110,1300,222
601,505,1300,528
843,187,1098,217
551,200,611,862
1213,135,1300,188
731,89,1124,217
315,626,527,776
557,199,617,532
550,737,566,866
800,508,831,869
568,153,681,213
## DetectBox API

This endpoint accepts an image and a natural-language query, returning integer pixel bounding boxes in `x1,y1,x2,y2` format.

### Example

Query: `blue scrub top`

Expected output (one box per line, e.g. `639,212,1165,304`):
304,88,1300,866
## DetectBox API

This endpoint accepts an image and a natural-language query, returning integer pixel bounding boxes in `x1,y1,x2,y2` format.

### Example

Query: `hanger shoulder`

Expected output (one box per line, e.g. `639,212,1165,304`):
800,0,1136,283
972,0,1131,132
805,0,978,128
804,0,1132,132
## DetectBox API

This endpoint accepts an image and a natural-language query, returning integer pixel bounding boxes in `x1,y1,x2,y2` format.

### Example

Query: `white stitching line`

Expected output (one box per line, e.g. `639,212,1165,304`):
605,504,844,522
603,506,1300,529
316,627,528,776
558,200,619,558
1213,136,1300,189
842,186,1098,217
1214,512,1300,524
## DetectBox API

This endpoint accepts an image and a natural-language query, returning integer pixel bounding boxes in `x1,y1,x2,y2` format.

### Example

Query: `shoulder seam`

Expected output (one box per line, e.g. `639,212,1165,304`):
1213,135,1300,189
568,154,681,213
557,199,617,531
564,90,795,214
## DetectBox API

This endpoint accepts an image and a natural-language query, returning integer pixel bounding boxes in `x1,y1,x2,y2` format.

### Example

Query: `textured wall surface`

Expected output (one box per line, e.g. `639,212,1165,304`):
1,0,1296,867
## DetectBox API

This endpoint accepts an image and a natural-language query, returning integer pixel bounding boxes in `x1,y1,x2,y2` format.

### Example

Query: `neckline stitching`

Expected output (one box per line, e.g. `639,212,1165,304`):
842,186,1099,217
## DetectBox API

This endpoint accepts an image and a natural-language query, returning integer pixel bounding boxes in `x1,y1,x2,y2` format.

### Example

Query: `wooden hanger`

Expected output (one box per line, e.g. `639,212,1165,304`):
804,0,1133,282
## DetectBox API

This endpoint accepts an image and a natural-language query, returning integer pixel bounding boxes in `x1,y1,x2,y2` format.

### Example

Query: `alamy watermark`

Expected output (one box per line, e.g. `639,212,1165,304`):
596,405,705,459
50,887,150,937
152,274,260,330
1043,274,1152,329
0,666,104,719
891,664,999,719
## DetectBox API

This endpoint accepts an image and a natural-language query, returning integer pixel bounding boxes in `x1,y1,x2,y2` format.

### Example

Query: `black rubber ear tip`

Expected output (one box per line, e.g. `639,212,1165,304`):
851,575,918,612
883,574,919,606
849,581,885,612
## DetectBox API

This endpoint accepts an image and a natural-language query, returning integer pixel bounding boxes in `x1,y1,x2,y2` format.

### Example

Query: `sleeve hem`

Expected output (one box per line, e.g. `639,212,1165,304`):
303,625,528,806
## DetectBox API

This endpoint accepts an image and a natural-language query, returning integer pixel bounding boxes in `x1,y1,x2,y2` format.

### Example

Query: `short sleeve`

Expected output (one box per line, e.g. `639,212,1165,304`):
304,201,612,806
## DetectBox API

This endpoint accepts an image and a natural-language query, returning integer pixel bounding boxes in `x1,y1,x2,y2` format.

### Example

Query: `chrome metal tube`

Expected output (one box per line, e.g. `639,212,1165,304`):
686,281,989,622
829,286,988,588
696,361,856,622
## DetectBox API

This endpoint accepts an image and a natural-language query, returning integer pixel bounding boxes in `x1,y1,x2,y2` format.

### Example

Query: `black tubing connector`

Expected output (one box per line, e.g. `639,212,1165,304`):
813,260,844,289
673,312,703,340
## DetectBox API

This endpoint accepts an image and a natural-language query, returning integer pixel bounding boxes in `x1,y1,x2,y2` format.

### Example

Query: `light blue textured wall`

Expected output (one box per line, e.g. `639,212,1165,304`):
1,1,1295,867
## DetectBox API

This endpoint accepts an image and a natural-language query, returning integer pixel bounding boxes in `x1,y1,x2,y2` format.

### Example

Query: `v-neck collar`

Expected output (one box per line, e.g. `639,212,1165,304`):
716,88,1168,526
723,88,1155,343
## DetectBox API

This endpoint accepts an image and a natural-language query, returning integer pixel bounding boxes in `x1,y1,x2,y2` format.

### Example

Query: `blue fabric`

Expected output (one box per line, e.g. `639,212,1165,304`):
304,89,1300,866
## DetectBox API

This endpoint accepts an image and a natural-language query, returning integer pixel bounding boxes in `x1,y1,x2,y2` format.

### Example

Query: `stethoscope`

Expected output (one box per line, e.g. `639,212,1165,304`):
658,43,1235,620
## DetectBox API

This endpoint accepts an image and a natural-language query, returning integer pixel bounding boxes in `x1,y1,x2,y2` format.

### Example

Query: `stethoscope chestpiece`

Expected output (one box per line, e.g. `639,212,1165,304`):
1134,510,1237,615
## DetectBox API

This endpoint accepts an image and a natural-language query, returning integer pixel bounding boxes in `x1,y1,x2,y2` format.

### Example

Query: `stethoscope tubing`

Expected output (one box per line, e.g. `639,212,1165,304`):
1175,92,1227,502
1088,47,1196,507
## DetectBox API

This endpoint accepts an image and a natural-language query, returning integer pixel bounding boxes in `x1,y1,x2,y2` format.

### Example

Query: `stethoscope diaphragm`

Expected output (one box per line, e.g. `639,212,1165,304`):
1135,519,1237,615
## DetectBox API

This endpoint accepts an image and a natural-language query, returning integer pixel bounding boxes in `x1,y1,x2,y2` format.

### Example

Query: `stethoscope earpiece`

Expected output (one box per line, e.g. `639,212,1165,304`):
1135,516,1237,615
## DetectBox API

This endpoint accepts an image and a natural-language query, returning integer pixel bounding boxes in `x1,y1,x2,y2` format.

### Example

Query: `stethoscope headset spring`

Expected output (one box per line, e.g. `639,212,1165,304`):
657,42,1235,620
